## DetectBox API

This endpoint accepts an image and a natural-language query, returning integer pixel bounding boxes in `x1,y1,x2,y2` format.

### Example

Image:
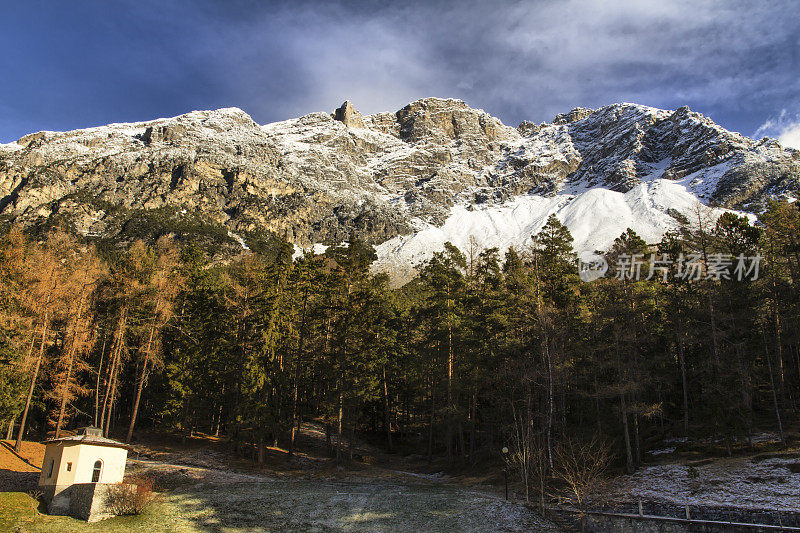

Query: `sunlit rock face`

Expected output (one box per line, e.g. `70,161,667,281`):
1,98,798,277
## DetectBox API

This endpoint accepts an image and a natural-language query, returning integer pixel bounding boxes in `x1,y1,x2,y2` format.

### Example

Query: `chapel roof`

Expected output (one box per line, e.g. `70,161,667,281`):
43,427,131,450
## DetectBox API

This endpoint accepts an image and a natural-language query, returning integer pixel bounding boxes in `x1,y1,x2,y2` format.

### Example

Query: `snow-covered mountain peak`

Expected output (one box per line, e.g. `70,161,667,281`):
1,98,797,282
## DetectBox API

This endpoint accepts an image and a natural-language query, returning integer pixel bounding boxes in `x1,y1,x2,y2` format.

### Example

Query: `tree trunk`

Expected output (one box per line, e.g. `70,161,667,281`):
126,322,156,443
633,412,642,466
458,422,466,459
469,387,476,464
125,359,149,443
446,312,454,463
101,308,126,436
290,284,309,457
707,292,721,368
289,377,299,457
348,416,354,462
774,309,787,411
545,337,554,470
594,376,602,435
15,316,48,452
54,348,75,439
615,331,634,473
382,366,393,452
427,373,436,464
105,369,118,437
104,334,124,438
94,331,107,428
619,394,634,474
764,332,786,446
336,391,343,463
678,337,690,436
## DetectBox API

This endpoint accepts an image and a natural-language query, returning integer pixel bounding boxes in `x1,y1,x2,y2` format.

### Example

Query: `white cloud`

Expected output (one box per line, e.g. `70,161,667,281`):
755,109,800,149
778,124,800,149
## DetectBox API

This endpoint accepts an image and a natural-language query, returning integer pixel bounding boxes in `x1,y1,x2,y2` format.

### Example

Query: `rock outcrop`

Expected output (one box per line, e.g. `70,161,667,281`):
333,101,365,128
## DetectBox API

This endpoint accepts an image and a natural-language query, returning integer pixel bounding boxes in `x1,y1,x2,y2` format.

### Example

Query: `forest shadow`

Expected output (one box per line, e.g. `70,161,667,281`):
0,441,40,493
0,469,38,492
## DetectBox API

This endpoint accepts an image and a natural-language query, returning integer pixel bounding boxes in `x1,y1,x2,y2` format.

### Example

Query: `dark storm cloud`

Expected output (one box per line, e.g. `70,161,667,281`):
1,0,798,143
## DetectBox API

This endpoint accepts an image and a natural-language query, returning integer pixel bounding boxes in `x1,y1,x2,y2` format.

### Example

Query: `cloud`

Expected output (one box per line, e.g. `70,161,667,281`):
755,109,800,149
0,0,798,141
220,0,800,131
779,125,800,149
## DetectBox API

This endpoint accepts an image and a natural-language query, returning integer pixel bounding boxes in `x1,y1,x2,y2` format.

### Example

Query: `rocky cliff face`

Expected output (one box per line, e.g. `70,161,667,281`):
1,98,798,273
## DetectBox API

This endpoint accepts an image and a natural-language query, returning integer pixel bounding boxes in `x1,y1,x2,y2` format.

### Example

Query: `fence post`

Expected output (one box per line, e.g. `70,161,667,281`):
685,504,690,520
638,499,643,517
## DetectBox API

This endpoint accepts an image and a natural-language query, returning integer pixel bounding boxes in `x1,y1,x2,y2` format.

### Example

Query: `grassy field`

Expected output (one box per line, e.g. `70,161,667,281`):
2,481,558,532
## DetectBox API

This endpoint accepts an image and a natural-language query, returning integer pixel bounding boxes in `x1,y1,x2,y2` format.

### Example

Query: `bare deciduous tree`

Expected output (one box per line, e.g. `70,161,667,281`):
552,437,611,512
506,392,549,509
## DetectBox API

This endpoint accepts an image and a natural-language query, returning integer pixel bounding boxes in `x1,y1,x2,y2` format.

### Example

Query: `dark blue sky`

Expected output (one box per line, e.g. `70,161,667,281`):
2,0,799,145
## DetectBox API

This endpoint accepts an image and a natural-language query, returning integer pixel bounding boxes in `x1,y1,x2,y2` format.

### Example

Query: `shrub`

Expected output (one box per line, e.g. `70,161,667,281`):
552,437,611,511
104,475,156,515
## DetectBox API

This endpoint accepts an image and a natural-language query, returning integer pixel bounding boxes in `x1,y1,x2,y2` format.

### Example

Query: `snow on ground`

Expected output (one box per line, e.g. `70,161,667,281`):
648,447,677,456
609,455,800,511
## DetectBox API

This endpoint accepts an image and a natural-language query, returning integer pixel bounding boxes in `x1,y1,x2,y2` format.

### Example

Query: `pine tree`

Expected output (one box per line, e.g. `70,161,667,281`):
419,242,466,461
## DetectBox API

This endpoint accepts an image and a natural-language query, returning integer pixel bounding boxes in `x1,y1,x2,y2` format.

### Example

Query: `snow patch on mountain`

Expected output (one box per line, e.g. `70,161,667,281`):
293,243,330,260
373,172,737,278
228,230,250,250
0,141,23,152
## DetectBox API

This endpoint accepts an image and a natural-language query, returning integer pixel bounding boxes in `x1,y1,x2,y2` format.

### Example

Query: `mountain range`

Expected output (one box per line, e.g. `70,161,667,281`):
1,97,798,278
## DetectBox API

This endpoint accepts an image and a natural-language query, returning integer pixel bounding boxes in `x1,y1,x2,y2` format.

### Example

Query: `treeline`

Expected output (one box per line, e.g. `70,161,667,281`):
1,200,799,488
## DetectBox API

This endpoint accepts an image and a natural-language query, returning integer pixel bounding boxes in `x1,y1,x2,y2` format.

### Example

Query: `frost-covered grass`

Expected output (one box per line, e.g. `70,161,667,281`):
1,481,559,532
164,480,558,532
609,453,800,511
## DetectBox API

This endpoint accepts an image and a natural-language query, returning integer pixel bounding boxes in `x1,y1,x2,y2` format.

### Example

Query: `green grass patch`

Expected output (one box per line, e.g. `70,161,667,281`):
0,492,189,532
